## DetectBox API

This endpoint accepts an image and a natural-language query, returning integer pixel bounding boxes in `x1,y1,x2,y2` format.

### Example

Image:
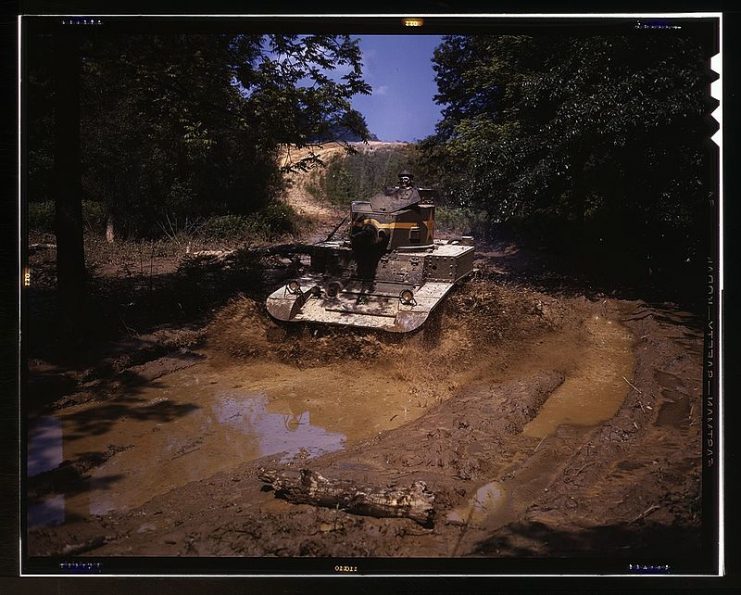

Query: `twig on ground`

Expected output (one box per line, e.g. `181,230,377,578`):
564,461,595,483
631,504,660,523
622,376,646,411
622,376,642,394
149,239,154,293
620,312,653,322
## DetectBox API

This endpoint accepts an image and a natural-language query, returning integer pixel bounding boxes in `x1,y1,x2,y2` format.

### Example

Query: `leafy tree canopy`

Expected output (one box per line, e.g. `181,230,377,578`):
29,32,371,237
422,32,716,289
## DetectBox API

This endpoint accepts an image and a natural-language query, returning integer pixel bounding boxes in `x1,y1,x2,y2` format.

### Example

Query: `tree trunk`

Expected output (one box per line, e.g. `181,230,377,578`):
105,212,115,243
258,468,435,527
54,30,86,321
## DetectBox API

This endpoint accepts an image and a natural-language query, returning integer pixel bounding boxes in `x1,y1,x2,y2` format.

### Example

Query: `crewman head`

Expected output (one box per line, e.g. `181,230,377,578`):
398,170,414,188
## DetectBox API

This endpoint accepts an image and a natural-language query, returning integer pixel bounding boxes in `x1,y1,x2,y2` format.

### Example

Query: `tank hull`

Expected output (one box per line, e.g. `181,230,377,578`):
266,239,475,333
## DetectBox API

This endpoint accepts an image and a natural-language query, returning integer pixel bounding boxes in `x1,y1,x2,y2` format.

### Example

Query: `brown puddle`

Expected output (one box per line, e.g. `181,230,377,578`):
522,314,634,439
26,360,439,528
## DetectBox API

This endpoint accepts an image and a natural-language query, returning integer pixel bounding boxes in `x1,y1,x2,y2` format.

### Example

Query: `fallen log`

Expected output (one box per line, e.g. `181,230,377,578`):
28,243,57,253
248,243,314,257
185,249,235,260
258,468,435,527
186,244,315,262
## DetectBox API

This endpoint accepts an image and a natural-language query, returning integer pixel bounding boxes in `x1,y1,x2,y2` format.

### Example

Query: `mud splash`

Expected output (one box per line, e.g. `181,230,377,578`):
522,315,634,439
446,481,508,527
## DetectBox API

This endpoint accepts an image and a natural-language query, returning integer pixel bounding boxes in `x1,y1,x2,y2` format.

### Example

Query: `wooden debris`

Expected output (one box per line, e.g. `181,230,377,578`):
258,468,435,526
186,249,235,260
28,243,57,252
248,243,314,257
631,504,660,523
622,376,643,394
60,536,107,556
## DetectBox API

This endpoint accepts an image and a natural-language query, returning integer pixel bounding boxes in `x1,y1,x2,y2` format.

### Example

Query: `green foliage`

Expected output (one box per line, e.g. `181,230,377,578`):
199,215,252,240
27,32,370,239
27,201,55,232
307,147,421,206
81,200,107,231
252,200,296,236
198,203,296,242
434,206,490,238
28,200,107,232
423,32,715,289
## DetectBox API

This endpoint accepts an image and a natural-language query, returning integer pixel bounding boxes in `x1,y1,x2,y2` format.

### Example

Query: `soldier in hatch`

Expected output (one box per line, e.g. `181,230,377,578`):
385,169,420,203
398,170,414,189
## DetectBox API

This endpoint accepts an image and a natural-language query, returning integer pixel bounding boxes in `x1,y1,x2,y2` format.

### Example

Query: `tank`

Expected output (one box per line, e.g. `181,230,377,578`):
266,181,475,333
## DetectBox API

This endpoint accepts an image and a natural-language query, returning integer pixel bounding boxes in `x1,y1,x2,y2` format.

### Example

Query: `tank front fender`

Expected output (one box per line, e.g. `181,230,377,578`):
393,310,429,333
266,291,308,321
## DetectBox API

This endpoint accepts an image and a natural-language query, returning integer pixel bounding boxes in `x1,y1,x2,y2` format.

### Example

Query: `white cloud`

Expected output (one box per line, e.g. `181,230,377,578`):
328,62,354,79
374,85,389,96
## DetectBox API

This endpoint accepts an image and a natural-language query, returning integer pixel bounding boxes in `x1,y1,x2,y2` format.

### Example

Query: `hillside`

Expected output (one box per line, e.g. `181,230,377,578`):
279,141,411,236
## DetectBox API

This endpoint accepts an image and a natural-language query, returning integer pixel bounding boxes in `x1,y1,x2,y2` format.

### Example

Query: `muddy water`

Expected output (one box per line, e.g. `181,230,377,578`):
28,313,635,530
27,360,438,527
522,315,634,439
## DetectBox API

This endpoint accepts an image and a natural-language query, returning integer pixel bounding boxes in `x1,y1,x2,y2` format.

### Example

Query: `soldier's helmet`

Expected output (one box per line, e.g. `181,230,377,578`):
398,170,414,187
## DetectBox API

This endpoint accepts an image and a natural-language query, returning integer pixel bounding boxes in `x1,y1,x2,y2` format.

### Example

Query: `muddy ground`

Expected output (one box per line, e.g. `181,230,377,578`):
25,239,704,564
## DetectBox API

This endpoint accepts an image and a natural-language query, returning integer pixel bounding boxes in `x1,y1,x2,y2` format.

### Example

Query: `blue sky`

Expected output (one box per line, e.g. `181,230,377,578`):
352,35,443,142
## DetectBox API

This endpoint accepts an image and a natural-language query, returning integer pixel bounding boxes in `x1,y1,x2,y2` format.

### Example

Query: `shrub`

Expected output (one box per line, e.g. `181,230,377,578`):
82,200,107,232
27,201,55,232
28,200,109,233
198,202,297,242
434,206,491,238
199,215,251,240
253,201,296,236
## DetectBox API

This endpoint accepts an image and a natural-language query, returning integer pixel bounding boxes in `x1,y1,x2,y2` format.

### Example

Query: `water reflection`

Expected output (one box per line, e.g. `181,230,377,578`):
27,416,62,477
27,384,350,528
214,392,346,462
28,494,65,528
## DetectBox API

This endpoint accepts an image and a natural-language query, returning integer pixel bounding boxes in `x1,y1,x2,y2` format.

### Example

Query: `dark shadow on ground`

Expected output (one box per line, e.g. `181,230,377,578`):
24,247,291,418
61,388,199,441
475,237,707,316
40,364,201,440
470,519,702,560
26,247,286,367
25,371,200,530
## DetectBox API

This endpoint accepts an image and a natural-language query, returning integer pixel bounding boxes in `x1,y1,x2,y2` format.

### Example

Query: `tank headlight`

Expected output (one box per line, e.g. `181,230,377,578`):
286,280,302,294
399,289,415,305
326,281,342,298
